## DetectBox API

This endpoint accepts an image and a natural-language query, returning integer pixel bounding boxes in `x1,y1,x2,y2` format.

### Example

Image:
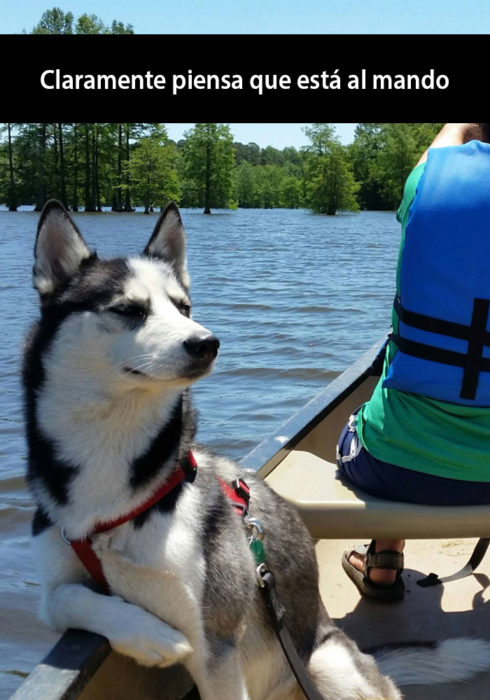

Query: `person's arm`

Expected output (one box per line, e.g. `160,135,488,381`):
416,123,481,166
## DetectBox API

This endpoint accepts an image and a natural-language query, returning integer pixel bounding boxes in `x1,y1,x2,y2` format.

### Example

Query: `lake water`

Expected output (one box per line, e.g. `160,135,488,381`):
0,207,399,697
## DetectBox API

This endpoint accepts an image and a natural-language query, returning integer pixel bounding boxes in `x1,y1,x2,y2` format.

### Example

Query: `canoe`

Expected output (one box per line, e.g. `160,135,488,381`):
12,337,490,699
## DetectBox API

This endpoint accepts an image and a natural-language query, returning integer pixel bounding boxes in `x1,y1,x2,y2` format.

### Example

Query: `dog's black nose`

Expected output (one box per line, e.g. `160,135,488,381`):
184,335,220,361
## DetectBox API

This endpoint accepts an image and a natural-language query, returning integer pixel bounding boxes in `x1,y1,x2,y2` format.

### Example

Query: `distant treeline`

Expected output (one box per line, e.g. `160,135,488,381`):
0,123,442,214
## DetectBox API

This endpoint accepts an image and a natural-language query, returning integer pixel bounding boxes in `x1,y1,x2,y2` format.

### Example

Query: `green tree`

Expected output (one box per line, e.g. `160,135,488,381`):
234,161,258,208
82,123,98,211
32,7,133,34
75,14,133,34
183,124,235,214
348,123,386,210
116,123,140,212
350,123,443,210
303,124,359,215
0,124,19,210
7,122,137,210
279,174,303,209
281,146,303,169
233,142,261,166
66,123,81,210
75,13,106,34
254,165,283,208
374,123,418,207
14,124,51,209
32,7,74,33
233,145,304,209
260,145,285,166
109,19,134,34
52,123,68,207
126,126,181,213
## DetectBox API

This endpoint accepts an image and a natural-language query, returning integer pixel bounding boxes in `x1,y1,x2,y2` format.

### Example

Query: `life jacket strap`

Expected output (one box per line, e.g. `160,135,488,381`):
393,296,490,400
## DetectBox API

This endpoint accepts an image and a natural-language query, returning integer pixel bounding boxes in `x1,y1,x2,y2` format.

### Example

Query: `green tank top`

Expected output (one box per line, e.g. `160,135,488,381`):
357,162,490,482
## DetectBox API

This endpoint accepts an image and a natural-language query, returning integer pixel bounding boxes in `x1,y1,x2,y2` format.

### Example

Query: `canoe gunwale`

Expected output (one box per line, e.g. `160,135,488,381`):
10,630,110,700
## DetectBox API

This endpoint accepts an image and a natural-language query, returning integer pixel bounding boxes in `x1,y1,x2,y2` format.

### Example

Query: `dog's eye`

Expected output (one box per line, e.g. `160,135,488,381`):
170,297,191,317
180,302,191,318
109,304,148,321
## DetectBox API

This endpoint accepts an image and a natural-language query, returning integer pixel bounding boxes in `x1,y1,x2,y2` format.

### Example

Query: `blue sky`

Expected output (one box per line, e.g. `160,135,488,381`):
3,0,490,35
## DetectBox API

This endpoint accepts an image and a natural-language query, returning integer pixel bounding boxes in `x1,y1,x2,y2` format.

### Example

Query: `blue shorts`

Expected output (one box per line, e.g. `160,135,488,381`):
336,415,490,506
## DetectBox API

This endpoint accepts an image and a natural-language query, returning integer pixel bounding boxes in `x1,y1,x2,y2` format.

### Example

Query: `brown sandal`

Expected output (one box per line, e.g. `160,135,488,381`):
342,540,405,602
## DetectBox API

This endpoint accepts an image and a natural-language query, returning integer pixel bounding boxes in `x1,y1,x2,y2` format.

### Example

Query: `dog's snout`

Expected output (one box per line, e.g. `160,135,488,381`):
184,335,220,361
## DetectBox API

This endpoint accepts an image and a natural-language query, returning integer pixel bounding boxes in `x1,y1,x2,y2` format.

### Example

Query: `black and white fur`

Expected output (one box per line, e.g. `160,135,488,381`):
24,201,490,699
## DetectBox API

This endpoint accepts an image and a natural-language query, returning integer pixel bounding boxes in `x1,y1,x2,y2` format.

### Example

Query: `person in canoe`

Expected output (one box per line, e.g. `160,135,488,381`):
338,122,490,601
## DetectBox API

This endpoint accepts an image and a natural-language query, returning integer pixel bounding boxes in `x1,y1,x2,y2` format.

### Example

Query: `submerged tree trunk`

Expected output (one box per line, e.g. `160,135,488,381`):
112,123,123,211
72,123,79,211
84,124,95,211
94,125,102,212
6,123,18,211
34,124,47,211
203,136,212,214
58,123,67,207
123,124,133,212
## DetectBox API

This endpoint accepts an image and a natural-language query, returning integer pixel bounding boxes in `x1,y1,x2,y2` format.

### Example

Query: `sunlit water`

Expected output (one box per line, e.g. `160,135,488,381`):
0,207,399,697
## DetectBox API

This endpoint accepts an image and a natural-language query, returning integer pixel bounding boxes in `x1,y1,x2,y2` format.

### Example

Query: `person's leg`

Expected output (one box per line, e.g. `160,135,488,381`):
348,539,405,586
336,419,406,590
337,413,490,597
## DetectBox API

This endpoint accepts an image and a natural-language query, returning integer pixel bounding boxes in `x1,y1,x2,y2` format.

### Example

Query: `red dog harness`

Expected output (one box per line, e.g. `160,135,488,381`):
65,453,251,593
65,452,198,593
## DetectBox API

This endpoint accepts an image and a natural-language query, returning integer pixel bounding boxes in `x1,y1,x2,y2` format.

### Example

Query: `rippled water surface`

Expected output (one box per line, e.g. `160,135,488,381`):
0,207,399,697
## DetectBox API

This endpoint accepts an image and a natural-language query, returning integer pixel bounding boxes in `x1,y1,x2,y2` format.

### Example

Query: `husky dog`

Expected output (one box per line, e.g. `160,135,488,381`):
24,201,490,700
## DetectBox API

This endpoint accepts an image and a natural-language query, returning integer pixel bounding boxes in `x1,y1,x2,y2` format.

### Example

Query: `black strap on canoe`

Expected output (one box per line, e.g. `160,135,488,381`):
392,295,490,400
257,565,324,700
417,537,490,587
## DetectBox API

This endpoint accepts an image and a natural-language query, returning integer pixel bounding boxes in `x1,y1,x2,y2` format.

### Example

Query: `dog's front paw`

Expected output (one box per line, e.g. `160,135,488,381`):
110,602,192,668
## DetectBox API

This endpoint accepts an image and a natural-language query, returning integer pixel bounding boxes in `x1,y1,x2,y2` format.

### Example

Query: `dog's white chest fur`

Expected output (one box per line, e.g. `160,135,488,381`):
93,480,207,639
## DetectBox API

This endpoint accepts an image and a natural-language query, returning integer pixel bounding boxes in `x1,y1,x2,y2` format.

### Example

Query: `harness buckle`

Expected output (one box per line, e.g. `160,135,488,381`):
60,527,71,545
232,478,250,506
243,516,265,541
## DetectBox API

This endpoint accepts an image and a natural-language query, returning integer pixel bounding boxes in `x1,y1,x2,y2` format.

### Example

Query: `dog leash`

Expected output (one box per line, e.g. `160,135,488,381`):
62,452,198,593
218,477,324,700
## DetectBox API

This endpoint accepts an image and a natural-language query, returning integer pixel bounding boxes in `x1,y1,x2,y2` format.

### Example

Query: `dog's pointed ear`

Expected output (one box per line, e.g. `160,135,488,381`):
34,200,93,302
144,202,190,291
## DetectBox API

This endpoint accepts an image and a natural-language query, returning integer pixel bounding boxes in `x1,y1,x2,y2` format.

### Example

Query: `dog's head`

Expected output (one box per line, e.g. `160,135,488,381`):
31,200,219,390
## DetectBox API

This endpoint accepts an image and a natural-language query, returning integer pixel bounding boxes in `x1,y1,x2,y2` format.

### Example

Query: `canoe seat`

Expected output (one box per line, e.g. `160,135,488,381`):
265,450,490,539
